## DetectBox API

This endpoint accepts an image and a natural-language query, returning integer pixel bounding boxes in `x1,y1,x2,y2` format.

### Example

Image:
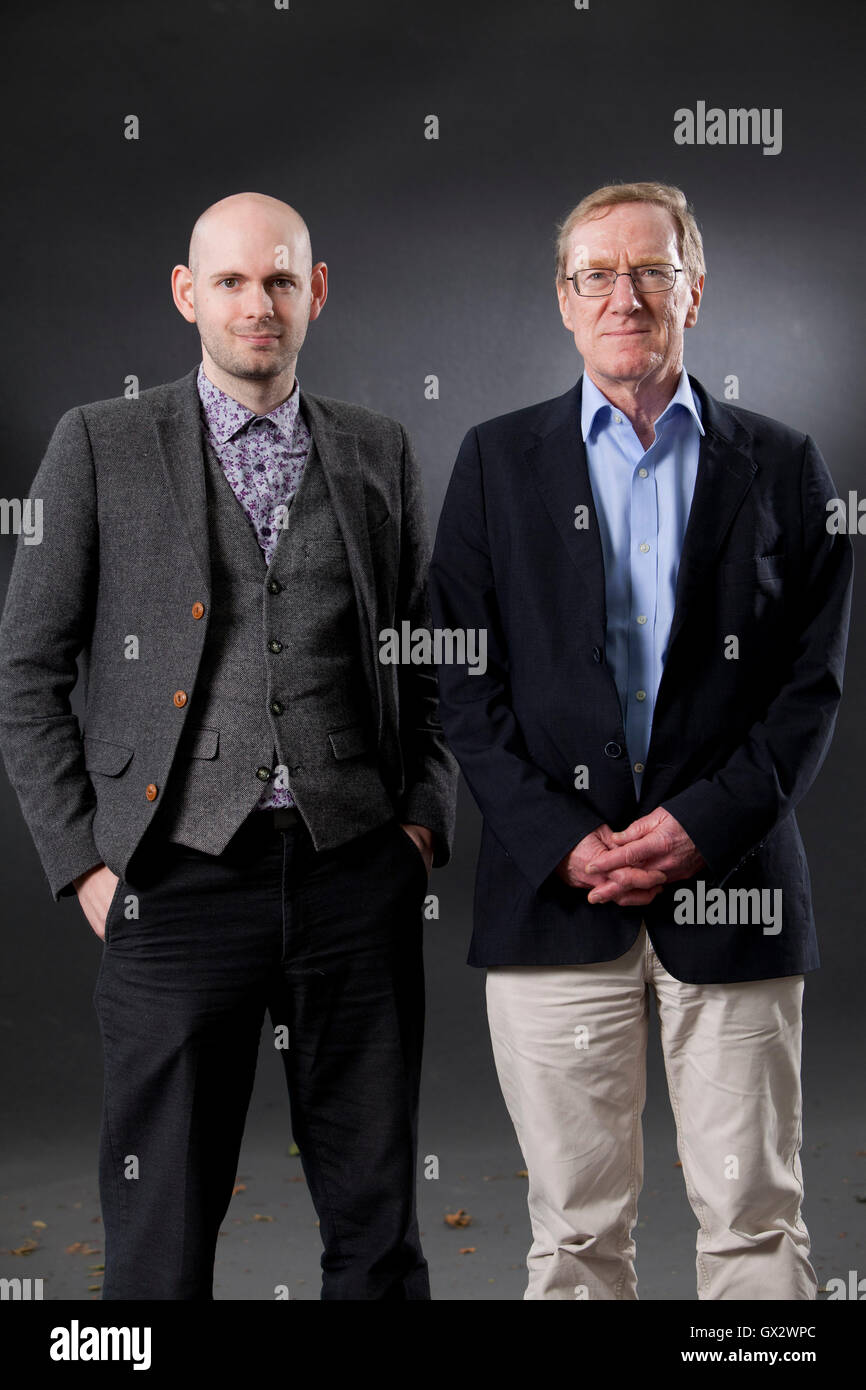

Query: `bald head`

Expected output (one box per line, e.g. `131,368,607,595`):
172,190,328,412
188,192,312,281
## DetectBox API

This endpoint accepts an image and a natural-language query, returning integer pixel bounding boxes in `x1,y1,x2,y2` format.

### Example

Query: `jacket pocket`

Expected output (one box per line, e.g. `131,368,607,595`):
83,736,134,775
176,726,220,759
328,724,369,760
721,554,785,584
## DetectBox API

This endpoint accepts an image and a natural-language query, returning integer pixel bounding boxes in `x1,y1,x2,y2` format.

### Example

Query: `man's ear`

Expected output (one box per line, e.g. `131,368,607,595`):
308,262,328,321
685,273,704,329
557,278,574,331
171,265,197,324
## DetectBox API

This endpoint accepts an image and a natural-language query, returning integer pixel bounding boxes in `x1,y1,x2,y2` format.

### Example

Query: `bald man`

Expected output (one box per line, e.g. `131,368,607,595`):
0,192,457,1300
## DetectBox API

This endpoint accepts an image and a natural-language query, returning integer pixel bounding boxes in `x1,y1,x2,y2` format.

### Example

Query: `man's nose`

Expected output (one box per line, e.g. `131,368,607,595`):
608,271,642,310
244,284,275,317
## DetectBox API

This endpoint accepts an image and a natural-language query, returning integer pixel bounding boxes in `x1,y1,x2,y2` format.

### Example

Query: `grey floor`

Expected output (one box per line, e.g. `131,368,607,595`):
1,790,864,1300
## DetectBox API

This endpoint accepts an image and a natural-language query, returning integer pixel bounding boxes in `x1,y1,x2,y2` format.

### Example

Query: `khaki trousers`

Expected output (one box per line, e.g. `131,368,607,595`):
486,924,816,1300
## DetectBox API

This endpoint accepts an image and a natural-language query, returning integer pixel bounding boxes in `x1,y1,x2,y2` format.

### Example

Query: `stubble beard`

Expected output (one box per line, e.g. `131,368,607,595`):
204,326,306,383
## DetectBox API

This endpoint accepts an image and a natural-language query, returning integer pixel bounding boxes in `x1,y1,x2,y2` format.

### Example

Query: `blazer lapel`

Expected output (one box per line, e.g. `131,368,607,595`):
664,376,758,657
299,391,383,737
524,379,608,637
152,366,211,594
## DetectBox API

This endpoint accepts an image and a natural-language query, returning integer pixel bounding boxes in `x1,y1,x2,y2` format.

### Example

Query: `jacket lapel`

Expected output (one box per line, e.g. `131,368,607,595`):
152,366,212,593
298,390,383,739
524,378,608,637
664,376,758,656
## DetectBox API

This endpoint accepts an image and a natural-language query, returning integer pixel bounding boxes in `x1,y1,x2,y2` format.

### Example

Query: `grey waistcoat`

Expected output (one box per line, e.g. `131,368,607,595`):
150,428,396,853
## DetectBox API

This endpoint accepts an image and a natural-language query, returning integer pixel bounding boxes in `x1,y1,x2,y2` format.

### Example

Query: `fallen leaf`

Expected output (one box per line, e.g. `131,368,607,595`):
32,1220,47,1230
444,1209,472,1228
674,1161,682,1168
10,1240,38,1256
516,1170,528,1179
288,1143,300,1157
253,1214,274,1222
232,1183,246,1196
66,1242,101,1256
459,1247,476,1254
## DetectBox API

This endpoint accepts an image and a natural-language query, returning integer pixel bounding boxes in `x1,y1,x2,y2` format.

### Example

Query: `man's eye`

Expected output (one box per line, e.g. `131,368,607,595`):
273,279,296,289
219,278,238,288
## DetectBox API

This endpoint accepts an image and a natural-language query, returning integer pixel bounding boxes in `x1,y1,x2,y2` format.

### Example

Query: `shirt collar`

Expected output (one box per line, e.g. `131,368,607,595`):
580,368,704,442
196,362,302,445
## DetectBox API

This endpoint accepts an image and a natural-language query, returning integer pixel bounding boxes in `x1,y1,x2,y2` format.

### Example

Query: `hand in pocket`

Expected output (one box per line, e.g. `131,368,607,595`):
72,863,120,941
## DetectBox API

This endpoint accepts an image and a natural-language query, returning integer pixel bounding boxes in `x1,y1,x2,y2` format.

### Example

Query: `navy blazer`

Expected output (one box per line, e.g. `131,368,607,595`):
429,375,853,982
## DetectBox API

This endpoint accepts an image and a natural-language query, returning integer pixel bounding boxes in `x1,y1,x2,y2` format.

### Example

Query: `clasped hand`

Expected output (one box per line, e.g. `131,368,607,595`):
555,808,705,907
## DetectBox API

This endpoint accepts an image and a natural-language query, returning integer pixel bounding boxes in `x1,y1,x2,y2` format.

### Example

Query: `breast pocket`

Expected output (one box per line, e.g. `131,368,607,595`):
174,726,220,759
328,724,369,759
720,554,786,586
717,554,787,632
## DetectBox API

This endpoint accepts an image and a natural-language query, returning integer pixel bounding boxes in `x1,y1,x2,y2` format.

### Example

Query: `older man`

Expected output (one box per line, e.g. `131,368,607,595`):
0,192,456,1300
429,181,852,1299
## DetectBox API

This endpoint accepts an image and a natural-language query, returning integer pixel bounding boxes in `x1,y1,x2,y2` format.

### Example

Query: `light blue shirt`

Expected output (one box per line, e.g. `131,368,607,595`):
581,370,704,794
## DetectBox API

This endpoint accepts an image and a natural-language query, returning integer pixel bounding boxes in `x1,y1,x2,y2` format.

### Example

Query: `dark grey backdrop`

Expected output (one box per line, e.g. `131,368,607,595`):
1,0,863,1300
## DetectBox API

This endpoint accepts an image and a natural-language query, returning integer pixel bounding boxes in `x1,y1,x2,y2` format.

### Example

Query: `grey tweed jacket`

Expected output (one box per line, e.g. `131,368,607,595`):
0,366,457,900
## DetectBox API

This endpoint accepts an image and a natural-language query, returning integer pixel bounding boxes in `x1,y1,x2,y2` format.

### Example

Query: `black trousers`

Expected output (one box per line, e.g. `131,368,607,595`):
93,810,430,1300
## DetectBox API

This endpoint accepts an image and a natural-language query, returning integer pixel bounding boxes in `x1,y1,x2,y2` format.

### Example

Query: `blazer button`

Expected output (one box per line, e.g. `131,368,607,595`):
603,741,623,758
256,766,272,781
145,783,159,801
173,690,188,707
268,639,283,654
267,579,283,595
592,646,602,663
270,700,284,716
191,602,205,619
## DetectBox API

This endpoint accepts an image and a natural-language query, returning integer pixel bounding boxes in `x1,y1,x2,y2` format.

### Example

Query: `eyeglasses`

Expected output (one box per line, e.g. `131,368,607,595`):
565,264,683,296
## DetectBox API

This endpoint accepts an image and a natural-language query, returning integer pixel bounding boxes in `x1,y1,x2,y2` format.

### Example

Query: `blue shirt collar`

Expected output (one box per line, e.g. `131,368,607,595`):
580,369,704,443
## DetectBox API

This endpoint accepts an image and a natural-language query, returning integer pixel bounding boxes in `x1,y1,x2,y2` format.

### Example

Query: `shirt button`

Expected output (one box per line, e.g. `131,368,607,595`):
256,766,272,782
267,579,283,595
638,467,648,478
636,615,647,625
603,741,622,758
268,639,283,654
191,601,205,619
145,783,159,801
634,762,645,774
639,542,650,553
173,690,188,708
592,646,602,663
270,700,284,716
613,413,622,424
635,690,646,701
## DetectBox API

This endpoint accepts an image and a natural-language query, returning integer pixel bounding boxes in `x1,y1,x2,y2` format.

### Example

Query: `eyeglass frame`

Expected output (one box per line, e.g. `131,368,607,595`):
564,264,684,297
